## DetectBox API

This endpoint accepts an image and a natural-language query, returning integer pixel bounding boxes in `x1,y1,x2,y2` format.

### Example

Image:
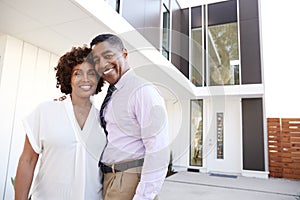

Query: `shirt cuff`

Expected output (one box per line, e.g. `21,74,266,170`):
133,178,164,200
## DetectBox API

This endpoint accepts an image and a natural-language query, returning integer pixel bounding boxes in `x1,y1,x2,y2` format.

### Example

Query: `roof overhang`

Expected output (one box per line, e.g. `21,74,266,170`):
0,0,195,100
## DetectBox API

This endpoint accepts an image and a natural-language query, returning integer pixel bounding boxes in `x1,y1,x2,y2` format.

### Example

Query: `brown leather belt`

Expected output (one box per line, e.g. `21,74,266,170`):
100,158,144,173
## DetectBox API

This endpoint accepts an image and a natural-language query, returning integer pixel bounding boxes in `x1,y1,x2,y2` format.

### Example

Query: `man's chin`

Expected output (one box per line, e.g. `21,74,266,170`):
103,76,117,85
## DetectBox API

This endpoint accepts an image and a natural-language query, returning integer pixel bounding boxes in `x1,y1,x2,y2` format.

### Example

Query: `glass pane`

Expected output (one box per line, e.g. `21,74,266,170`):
208,22,240,86
162,5,170,60
216,112,224,159
191,28,203,87
106,0,120,12
190,100,203,166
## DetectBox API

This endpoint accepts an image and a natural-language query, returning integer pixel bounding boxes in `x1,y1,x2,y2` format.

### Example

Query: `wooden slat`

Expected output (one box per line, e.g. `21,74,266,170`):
267,118,300,180
291,137,300,142
283,168,300,175
282,174,300,180
283,163,300,169
282,132,300,136
291,154,300,158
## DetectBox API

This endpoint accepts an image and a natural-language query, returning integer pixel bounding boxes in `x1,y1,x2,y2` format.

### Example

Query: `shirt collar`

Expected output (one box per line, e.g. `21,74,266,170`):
114,68,134,90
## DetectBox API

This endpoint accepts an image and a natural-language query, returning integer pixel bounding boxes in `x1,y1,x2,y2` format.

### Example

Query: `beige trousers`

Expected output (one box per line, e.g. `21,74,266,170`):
102,168,158,200
102,171,140,200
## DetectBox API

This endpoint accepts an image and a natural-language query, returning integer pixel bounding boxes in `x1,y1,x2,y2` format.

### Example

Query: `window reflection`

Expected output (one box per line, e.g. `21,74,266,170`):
191,28,203,86
208,22,240,85
190,0,239,87
216,112,224,159
190,100,203,166
162,3,170,60
106,0,120,13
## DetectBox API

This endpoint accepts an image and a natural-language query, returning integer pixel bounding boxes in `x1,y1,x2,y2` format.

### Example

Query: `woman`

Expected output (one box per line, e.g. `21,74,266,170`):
14,46,105,200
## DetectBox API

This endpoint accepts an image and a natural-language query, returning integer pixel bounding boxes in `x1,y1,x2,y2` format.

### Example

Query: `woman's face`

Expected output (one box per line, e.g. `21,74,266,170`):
71,62,98,99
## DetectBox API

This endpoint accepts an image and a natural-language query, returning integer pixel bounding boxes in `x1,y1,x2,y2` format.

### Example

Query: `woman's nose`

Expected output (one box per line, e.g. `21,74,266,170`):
82,73,89,81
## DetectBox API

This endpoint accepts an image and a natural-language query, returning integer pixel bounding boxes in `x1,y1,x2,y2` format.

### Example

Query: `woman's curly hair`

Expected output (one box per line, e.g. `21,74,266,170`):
55,45,104,94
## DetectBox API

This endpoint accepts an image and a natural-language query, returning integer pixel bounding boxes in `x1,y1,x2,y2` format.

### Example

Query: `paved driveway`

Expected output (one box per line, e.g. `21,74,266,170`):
159,172,300,200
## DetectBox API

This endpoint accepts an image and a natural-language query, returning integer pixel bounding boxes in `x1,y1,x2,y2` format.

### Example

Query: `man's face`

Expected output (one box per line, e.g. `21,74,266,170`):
92,41,128,85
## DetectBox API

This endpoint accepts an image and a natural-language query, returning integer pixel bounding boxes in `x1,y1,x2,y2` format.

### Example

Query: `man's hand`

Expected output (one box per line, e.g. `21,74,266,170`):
53,95,66,101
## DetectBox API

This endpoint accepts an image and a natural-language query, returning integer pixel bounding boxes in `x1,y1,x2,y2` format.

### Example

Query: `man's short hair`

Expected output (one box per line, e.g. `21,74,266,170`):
90,33,124,51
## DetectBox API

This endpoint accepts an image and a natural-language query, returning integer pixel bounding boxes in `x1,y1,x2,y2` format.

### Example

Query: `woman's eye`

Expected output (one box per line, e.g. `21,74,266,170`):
74,71,82,76
88,71,97,76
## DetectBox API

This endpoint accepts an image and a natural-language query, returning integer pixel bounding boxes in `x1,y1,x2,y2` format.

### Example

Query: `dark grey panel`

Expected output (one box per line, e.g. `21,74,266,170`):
240,19,262,84
241,98,265,171
171,5,189,78
180,8,189,78
239,0,259,21
171,0,180,32
171,0,181,71
122,0,146,29
122,0,161,49
144,0,161,49
208,0,237,26
191,6,202,29
239,0,262,84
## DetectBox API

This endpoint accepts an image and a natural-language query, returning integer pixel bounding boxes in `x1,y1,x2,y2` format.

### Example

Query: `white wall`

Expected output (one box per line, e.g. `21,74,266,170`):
260,0,300,118
172,95,243,174
0,35,61,199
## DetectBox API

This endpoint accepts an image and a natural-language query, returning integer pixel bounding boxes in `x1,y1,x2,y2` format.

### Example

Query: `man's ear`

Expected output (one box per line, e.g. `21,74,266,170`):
122,48,128,59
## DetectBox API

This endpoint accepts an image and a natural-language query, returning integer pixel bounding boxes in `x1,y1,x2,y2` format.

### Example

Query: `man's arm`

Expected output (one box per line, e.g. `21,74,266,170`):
133,85,170,200
15,135,39,200
133,135,169,200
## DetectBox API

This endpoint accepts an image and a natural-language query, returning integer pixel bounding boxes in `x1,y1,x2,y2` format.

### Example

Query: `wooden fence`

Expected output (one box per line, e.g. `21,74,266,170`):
267,118,300,180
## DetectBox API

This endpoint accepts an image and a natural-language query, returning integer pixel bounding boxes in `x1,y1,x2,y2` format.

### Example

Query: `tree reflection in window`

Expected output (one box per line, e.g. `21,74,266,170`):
190,100,203,166
208,22,240,86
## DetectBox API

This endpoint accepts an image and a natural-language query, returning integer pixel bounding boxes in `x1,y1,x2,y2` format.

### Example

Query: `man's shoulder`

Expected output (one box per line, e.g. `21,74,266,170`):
127,71,154,88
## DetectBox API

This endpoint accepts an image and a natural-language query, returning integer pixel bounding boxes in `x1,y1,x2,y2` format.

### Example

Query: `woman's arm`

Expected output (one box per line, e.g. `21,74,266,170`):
14,135,39,200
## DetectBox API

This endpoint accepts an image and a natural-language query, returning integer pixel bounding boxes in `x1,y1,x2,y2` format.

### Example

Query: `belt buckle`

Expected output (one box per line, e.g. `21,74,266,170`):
112,164,115,174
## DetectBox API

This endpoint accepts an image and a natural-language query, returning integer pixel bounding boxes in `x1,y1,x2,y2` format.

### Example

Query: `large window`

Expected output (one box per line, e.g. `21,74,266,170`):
190,100,203,166
191,0,239,86
162,3,170,60
106,0,120,13
106,0,120,12
191,6,203,87
207,1,239,86
191,28,203,86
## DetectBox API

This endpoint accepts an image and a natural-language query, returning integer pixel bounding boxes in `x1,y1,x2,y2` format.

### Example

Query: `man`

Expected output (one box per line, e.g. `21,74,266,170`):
91,33,169,200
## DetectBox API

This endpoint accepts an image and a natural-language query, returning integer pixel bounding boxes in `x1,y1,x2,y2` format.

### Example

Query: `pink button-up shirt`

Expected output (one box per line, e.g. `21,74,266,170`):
101,69,169,200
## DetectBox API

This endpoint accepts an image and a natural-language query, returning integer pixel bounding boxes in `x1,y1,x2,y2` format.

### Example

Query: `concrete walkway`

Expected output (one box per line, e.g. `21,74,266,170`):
159,172,300,200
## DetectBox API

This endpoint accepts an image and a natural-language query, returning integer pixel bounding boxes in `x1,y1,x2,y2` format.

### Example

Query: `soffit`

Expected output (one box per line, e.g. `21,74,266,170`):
0,0,195,99
0,0,109,55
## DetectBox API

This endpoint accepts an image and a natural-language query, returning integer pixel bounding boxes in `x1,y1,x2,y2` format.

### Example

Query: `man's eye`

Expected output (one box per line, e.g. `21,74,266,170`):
105,54,113,59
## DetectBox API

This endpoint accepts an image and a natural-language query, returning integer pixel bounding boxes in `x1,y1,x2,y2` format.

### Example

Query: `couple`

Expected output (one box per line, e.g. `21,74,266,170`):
14,34,169,200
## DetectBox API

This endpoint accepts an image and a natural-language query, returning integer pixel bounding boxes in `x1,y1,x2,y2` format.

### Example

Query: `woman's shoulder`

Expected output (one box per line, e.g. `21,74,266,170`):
36,96,67,111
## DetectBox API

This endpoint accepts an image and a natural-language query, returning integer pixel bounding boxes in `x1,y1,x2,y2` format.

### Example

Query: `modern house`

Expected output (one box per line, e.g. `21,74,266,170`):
0,0,267,198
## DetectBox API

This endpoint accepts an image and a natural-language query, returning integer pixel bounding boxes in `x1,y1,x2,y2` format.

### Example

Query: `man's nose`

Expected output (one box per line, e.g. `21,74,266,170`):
95,61,107,74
